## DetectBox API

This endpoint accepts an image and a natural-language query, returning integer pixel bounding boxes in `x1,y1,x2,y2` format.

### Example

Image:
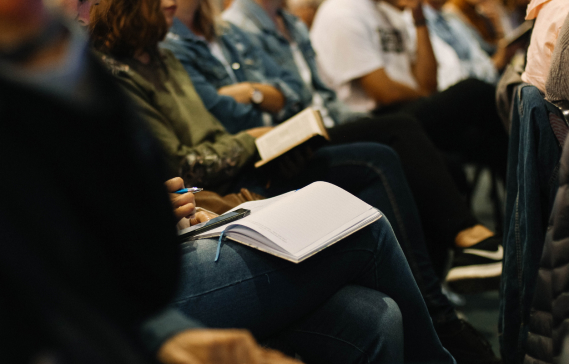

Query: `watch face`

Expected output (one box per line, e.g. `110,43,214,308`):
252,89,264,104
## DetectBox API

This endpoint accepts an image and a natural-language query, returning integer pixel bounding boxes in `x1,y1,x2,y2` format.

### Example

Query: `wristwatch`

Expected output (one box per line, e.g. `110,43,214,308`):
251,87,264,105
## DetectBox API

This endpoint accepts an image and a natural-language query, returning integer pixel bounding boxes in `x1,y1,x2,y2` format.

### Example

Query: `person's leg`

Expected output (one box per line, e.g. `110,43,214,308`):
328,114,478,268
267,142,459,324
230,142,456,325
381,78,509,180
172,218,454,364
278,286,404,364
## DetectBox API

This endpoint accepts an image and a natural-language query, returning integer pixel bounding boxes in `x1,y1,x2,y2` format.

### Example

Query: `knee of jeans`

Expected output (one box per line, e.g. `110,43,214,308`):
339,286,403,351
357,142,403,169
359,290,404,361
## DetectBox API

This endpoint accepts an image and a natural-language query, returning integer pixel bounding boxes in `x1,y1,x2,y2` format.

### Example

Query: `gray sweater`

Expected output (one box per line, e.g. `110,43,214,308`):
545,14,569,103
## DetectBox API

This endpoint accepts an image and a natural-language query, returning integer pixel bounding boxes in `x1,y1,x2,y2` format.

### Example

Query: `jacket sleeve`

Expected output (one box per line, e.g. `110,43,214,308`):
116,77,257,186
238,27,305,122
162,41,266,134
138,308,204,354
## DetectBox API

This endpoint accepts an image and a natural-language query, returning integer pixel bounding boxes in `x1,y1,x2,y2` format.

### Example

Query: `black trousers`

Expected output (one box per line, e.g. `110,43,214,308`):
328,113,478,273
378,78,508,180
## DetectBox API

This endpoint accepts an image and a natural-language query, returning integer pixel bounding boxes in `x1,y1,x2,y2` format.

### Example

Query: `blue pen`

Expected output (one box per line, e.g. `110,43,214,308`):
174,187,203,194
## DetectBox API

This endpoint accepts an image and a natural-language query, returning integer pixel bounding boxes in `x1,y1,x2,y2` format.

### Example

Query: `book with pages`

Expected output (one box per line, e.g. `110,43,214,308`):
255,107,330,168
178,182,382,263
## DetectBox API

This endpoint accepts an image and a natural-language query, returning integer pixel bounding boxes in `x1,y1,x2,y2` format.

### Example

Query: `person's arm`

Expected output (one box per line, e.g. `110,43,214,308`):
247,28,306,120
161,42,267,133
157,328,303,364
217,81,285,113
358,67,429,105
116,78,258,186
218,26,305,121
406,1,437,94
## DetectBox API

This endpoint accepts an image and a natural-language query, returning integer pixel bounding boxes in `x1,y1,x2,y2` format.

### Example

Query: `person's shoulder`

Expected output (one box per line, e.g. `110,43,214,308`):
94,51,132,77
223,7,261,35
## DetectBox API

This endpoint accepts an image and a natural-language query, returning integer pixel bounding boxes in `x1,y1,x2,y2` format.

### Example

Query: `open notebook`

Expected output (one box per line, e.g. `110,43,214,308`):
179,182,382,263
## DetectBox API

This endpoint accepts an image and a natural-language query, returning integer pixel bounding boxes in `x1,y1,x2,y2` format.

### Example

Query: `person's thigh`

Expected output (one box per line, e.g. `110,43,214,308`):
171,219,386,339
280,285,404,364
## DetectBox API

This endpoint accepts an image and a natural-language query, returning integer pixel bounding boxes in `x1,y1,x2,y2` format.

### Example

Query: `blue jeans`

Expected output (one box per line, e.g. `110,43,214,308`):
500,85,561,363
173,217,454,364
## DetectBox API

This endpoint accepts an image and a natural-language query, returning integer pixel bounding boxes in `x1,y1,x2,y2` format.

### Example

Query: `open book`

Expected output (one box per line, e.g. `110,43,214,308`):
179,182,382,263
255,108,330,168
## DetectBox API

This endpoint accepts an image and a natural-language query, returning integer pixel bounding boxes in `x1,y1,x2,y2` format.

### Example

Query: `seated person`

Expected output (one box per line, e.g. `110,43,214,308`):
413,0,511,85
310,0,508,180
0,1,297,363
444,0,506,54
165,0,304,133
521,0,569,93
90,0,495,363
2,1,451,363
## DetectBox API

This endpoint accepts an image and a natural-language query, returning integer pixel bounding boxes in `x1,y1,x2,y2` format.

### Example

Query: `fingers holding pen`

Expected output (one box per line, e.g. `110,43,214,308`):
165,177,196,221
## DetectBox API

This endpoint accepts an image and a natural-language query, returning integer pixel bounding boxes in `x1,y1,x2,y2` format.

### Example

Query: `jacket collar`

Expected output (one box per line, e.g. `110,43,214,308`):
168,17,205,43
233,0,288,39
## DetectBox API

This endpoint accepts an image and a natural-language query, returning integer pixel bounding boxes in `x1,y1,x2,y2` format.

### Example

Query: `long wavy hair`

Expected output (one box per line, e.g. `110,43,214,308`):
89,0,168,59
193,0,223,42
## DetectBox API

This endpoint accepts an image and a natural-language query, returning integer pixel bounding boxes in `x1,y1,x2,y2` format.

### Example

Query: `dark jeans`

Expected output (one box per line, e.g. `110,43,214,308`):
173,218,454,364
328,114,478,273
377,78,509,180
499,85,561,364
230,142,458,326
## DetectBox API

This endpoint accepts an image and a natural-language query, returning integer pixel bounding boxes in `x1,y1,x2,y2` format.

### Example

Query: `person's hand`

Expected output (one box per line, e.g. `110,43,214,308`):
246,126,273,139
397,0,422,11
157,329,303,364
189,210,217,226
218,83,255,104
165,177,196,222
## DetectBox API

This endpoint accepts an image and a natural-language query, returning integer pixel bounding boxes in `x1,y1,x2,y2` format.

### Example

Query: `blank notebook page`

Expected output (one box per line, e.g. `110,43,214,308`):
236,182,374,255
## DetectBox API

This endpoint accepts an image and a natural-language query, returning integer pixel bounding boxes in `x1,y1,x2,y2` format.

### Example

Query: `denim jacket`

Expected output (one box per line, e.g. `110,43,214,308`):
223,0,363,125
161,18,303,134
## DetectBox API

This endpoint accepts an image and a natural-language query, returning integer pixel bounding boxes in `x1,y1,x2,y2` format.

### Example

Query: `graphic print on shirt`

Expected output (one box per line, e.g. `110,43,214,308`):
378,28,405,53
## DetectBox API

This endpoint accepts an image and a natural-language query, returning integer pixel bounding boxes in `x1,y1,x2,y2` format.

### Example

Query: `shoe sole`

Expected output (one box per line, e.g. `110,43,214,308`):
446,262,502,281
446,262,502,293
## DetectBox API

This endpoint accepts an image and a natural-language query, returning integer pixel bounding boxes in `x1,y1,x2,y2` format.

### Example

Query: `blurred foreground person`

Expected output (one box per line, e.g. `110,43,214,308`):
0,1,300,363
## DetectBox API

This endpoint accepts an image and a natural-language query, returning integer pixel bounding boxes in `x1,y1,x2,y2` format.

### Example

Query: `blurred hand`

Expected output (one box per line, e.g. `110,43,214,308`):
397,0,422,10
157,329,303,364
218,83,255,104
165,177,196,222
246,126,273,139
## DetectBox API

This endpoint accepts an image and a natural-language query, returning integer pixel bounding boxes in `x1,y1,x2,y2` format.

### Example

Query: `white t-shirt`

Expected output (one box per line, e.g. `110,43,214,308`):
310,0,419,112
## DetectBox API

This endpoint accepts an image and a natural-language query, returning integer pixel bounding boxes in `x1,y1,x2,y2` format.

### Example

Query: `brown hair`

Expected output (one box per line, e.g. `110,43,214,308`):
89,0,168,59
193,0,222,42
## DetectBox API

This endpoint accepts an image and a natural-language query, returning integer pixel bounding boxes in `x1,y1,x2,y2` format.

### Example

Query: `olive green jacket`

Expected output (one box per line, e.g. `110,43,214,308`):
99,49,257,188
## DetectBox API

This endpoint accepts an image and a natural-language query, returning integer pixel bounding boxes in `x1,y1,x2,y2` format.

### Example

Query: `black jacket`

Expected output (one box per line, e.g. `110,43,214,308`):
525,136,569,364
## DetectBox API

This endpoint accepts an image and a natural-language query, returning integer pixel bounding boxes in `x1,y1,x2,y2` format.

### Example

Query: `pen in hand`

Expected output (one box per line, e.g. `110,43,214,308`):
174,187,203,194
